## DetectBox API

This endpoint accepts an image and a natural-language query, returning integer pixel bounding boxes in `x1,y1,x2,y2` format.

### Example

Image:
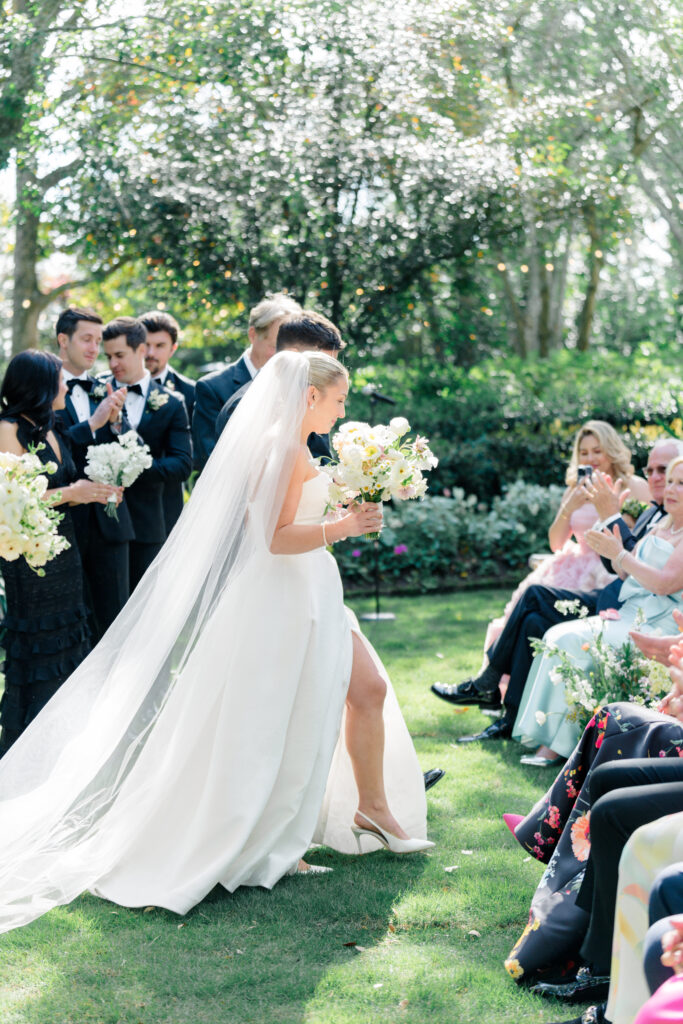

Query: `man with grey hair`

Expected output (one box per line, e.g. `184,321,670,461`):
192,292,302,469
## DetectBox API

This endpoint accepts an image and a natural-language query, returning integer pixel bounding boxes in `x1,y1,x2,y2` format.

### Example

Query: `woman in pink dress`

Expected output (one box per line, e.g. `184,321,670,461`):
483,420,649,755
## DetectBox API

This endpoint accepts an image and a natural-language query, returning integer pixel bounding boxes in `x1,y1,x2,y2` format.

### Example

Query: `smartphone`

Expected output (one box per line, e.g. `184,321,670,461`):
577,465,593,481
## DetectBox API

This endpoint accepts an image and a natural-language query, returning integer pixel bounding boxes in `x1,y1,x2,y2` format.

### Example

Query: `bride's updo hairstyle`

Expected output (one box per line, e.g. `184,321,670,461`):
304,351,349,393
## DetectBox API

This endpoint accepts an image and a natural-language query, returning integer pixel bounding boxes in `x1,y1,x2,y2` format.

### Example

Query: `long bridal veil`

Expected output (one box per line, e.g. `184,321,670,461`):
0,351,311,932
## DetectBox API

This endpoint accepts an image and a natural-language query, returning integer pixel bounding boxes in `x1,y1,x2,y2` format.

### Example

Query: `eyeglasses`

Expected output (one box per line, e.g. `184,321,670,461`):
645,465,669,477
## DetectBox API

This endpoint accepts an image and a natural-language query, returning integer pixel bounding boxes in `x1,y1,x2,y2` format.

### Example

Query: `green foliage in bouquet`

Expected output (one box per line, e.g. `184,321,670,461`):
531,602,671,733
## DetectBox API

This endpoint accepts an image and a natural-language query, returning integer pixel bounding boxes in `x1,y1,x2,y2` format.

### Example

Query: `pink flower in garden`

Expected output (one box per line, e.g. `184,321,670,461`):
599,608,620,620
443,487,452,497
393,544,408,555
352,549,361,558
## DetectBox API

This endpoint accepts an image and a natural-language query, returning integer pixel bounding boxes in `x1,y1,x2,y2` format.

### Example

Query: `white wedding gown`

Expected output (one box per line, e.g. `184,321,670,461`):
0,469,427,928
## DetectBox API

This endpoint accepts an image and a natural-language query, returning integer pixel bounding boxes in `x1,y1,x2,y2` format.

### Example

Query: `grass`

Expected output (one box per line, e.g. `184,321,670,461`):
0,590,566,1024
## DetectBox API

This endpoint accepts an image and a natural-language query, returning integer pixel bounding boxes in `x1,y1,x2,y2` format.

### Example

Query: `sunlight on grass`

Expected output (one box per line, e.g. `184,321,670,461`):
0,591,560,1024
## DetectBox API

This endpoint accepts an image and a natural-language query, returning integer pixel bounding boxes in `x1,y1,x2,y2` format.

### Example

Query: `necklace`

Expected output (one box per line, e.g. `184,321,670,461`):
667,522,683,537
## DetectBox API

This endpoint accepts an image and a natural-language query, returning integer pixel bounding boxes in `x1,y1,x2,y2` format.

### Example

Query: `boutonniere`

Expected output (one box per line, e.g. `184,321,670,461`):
146,389,170,412
91,383,108,402
164,378,176,391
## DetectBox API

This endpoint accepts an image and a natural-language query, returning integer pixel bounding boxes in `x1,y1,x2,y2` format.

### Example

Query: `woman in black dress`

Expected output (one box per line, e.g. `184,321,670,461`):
0,351,120,754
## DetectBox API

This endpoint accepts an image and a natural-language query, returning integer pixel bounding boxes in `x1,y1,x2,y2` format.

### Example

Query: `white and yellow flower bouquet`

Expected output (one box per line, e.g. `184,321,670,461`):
0,448,69,573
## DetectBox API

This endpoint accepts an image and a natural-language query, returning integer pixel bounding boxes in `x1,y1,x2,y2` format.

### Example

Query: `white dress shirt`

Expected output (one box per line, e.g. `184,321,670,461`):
243,349,258,379
62,369,92,423
120,372,151,431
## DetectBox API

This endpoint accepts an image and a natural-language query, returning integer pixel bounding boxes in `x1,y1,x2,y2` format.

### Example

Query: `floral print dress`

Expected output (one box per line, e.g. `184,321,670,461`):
505,702,683,984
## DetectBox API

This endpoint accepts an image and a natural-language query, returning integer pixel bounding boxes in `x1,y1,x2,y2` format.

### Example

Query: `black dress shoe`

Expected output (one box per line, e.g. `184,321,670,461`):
532,966,610,1004
546,1004,607,1024
457,718,513,743
430,679,501,709
423,768,445,791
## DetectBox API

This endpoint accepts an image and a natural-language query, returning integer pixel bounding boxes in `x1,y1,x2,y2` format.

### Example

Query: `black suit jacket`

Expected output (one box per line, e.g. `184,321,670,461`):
55,376,135,544
600,502,663,574
215,378,333,463
192,355,252,470
156,366,196,533
105,378,193,546
160,365,196,421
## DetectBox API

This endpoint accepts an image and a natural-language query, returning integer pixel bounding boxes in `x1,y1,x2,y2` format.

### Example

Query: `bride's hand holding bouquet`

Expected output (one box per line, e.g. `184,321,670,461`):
325,416,437,539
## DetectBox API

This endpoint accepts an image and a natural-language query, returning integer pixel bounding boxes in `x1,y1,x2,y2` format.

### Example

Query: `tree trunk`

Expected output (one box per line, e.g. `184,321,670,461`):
12,164,43,353
576,208,604,352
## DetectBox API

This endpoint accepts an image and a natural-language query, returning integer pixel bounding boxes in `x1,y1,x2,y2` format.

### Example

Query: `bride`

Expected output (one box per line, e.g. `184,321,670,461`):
0,349,431,933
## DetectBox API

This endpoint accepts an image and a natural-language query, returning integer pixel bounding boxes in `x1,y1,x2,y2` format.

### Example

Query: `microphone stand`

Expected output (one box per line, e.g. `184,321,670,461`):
360,389,396,623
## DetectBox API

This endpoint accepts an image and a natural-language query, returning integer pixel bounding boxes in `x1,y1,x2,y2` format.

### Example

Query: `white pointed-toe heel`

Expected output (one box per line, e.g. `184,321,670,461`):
351,811,435,854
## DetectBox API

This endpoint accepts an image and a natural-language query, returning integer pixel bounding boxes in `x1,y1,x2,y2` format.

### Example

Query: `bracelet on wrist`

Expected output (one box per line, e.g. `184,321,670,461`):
614,549,627,571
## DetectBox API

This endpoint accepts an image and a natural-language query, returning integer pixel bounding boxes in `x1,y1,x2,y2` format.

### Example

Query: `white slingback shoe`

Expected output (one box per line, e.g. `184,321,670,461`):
351,811,435,854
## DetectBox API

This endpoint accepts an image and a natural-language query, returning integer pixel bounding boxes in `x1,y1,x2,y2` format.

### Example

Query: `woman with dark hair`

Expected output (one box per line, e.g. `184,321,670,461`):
0,350,119,753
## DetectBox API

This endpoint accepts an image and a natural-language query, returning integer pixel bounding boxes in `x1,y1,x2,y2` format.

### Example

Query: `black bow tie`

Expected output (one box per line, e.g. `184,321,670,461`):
121,383,144,396
66,377,93,393
654,504,665,514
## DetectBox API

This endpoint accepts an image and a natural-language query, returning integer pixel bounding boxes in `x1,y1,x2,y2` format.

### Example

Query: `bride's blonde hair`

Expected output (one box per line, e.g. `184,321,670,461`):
304,351,348,392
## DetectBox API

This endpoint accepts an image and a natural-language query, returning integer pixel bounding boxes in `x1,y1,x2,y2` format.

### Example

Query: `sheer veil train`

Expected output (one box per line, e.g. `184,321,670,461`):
0,353,312,931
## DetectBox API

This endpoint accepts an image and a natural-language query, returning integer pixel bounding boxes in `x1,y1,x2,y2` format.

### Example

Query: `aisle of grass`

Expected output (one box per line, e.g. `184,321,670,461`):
0,590,565,1024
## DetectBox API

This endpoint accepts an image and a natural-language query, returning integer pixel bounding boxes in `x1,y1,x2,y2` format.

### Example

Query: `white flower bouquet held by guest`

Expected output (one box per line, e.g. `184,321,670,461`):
84,432,153,518
0,447,69,573
324,417,438,538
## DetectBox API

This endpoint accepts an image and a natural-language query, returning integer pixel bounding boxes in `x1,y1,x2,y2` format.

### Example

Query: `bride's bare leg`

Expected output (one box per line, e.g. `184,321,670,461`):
345,632,409,840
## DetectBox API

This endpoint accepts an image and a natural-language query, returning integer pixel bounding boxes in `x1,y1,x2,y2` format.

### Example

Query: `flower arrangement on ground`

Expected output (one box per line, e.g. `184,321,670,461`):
531,600,671,732
85,433,152,519
324,417,438,538
0,447,69,573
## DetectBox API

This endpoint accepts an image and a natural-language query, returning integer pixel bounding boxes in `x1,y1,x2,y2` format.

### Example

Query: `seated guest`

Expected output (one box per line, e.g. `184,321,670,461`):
140,310,196,534
102,317,192,591
192,292,302,469
0,351,120,753
511,455,683,763
55,306,134,639
215,310,346,461
481,422,646,719
431,439,683,747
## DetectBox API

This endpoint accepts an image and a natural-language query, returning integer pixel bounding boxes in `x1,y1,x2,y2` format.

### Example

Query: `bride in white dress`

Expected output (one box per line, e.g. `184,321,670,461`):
0,350,430,933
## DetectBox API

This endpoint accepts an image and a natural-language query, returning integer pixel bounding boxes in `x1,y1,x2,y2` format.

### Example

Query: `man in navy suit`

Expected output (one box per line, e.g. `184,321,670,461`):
215,310,346,463
191,292,302,470
54,306,135,639
140,310,196,534
102,317,193,592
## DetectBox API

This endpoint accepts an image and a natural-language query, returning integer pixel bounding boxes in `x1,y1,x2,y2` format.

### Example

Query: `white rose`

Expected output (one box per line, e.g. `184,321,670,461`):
389,417,410,437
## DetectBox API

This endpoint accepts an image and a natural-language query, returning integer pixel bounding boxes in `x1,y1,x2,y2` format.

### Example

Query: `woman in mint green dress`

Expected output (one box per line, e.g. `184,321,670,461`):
513,456,683,760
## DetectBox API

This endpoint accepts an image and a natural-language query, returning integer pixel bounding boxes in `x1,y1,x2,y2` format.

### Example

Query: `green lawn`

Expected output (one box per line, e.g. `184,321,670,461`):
0,591,568,1024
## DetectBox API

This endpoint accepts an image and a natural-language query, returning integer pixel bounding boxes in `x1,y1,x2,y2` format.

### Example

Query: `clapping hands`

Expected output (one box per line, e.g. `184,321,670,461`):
585,523,625,562
583,470,628,520
89,383,127,432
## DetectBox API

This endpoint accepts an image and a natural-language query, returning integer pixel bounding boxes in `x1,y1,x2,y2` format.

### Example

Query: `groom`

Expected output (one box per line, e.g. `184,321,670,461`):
102,316,193,592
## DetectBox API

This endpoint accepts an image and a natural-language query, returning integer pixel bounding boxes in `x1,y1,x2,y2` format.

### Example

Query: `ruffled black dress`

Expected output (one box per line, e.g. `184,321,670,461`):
0,418,90,754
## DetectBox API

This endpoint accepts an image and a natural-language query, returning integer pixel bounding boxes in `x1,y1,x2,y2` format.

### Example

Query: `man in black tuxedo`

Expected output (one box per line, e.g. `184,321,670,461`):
102,317,193,592
191,292,301,468
215,310,346,462
54,306,135,639
140,310,196,534
431,438,683,742
191,292,302,470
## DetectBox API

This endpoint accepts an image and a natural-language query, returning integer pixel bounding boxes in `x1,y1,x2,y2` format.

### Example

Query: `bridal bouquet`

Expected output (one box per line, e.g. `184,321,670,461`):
85,432,152,519
531,601,670,731
0,447,69,573
325,417,438,538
